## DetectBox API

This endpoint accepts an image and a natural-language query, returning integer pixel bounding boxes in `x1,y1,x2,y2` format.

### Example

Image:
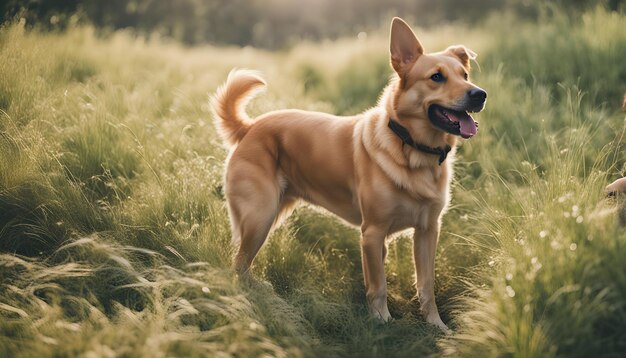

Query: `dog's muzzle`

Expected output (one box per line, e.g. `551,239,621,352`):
466,88,487,113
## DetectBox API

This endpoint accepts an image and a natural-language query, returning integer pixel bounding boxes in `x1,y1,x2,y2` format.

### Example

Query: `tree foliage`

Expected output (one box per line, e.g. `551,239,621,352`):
1,0,624,48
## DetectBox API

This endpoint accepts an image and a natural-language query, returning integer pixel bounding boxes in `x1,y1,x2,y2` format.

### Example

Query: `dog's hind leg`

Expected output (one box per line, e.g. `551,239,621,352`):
229,186,279,273
227,158,284,274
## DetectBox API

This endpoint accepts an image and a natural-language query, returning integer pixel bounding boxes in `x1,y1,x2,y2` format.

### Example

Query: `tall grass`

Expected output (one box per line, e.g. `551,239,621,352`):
1,6,625,357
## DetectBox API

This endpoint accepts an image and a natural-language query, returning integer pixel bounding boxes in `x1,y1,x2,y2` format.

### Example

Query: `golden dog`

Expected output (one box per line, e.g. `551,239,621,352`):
211,17,486,332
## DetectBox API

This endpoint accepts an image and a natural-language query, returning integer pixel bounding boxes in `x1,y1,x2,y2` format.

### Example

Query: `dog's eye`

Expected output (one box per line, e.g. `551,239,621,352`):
463,73,469,80
430,72,445,83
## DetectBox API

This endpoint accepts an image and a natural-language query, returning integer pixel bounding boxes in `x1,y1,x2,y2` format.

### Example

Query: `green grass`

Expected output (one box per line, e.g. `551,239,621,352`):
1,6,626,357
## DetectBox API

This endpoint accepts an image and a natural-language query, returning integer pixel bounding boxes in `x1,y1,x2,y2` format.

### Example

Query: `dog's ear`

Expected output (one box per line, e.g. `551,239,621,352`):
446,45,477,69
390,17,424,75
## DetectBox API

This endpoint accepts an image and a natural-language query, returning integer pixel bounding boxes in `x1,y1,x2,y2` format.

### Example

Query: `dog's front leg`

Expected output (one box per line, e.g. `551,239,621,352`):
360,224,391,322
413,222,450,333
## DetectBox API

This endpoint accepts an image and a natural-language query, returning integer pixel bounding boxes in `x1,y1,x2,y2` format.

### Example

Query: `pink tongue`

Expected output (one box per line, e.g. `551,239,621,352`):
447,111,477,138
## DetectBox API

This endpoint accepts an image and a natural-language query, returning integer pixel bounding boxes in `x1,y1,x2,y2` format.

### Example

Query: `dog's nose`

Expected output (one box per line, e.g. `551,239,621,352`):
468,88,487,102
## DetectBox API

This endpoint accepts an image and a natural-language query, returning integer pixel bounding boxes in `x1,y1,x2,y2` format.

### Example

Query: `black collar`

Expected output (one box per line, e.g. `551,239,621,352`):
388,118,451,165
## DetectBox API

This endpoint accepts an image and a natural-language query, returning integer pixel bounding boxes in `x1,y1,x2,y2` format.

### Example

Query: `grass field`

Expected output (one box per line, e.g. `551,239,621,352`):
1,7,626,357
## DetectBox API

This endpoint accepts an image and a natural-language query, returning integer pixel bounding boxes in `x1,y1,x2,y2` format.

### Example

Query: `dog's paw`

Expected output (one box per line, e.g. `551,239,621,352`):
369,306,392,323
429,320,452,335
426,313,452,334
374,310,393,323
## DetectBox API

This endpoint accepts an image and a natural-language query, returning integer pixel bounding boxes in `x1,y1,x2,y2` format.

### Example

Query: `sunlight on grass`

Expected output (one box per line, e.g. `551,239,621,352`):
1,6,625,357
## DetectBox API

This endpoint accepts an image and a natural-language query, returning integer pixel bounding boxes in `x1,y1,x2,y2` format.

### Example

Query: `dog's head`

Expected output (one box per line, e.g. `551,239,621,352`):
607,177,626,197
390,17,486,139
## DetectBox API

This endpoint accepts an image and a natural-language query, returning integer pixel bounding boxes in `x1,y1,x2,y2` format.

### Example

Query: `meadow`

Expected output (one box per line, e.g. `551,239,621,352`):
1,6,625,357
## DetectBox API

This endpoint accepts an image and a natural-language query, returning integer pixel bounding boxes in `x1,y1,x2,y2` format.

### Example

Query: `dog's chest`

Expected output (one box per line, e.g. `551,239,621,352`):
368,139,453,204
391,188,445,232
400,163,449,200
386,167,450,232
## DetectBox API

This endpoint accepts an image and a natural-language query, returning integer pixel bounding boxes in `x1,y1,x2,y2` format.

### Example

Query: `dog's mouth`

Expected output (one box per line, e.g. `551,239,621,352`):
428,105,478,139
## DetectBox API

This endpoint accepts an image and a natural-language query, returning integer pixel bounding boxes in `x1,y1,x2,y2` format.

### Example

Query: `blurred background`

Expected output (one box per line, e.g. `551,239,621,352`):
0,1,625,357
2,0,624,48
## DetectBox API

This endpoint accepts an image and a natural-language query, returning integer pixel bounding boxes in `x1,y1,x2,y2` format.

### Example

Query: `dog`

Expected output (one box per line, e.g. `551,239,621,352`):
607,178,626,195
211,17,486,332
607,177,626,226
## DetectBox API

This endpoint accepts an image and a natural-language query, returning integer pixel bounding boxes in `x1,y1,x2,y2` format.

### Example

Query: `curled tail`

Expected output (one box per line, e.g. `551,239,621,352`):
210,69,266,147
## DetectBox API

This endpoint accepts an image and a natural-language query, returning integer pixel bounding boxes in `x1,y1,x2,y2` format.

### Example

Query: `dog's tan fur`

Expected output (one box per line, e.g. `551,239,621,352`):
211,18,485,332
